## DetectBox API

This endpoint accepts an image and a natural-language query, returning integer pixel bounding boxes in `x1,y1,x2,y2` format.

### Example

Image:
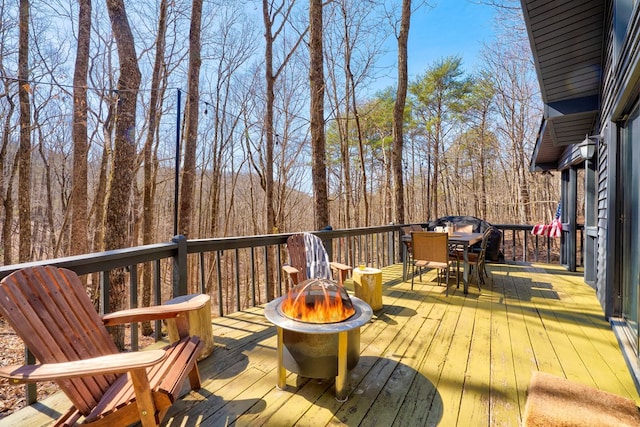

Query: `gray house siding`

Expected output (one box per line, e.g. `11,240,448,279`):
597,2,613,316
596,135,609,312
598,2,640,318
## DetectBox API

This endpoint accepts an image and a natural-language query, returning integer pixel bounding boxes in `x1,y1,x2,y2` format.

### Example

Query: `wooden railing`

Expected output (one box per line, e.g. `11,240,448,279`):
0,222,582,405
0,225,401,320
493,223,584,266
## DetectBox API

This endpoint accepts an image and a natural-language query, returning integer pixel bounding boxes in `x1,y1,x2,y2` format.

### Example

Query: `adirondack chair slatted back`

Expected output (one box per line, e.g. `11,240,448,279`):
286,233,334,281
0,266,119,415
286,234,309,282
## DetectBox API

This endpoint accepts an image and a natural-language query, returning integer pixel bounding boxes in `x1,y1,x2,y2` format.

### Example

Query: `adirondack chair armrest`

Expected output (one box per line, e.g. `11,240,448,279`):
329,262,352,286
329,261,352,272
102,293,210,326
0,349,167,384
282,264,300,276
282,264,300,285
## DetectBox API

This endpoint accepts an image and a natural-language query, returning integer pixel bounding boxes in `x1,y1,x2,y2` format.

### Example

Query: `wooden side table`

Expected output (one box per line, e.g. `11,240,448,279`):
165,294,214,360
352,267,383,310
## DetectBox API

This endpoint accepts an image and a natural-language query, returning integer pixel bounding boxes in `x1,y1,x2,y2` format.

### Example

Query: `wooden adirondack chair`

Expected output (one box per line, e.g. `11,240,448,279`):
0,266,206,427
282,233,352,287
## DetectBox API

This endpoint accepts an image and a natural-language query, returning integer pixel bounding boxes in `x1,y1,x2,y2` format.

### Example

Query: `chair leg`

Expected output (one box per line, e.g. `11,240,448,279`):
473,264,482,292
411,263,415,290
482,263,490,281
453,263,457,290
445,266,449,296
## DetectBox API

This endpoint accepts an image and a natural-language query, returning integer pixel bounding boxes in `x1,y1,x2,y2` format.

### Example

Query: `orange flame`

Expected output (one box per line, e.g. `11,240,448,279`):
280,287,355,323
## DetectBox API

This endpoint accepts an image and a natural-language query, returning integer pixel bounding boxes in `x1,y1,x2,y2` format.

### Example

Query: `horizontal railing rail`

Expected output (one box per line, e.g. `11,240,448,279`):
0,222,583,406
493,223,584,266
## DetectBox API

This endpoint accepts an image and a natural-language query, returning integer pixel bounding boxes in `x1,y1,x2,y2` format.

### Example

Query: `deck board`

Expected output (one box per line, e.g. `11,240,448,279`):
1,262,638,427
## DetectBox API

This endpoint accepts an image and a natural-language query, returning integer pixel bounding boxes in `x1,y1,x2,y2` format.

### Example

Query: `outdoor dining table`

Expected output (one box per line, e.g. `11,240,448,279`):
402,231,484,294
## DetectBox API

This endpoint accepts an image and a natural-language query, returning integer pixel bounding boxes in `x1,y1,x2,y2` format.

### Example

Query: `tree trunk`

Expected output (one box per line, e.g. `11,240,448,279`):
18,0,31,262
70,0,91,261
309,0,329,229
262,0,277,240
479,109,488,219
178,0,203,239
393,0,410,226
262,1,277,300
0,85,17,265
141,0,168,336
105,0,141,350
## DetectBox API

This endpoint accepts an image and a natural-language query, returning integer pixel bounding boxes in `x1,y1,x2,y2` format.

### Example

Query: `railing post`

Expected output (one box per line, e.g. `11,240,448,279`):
320,225,334,260
25,349,36,405
235,248,241,312
217,250,224,314
154,260,162,340
172,235,188,297
388,230,394,264
129,265,138,350
100,270,110,315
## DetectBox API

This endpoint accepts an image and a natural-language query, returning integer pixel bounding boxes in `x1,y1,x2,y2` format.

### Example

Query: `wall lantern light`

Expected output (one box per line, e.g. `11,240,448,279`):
579,135,598,160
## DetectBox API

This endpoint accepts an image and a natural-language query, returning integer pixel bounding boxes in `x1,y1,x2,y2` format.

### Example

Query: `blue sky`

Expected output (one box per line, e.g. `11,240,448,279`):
372,1,497,91
409,1,497,74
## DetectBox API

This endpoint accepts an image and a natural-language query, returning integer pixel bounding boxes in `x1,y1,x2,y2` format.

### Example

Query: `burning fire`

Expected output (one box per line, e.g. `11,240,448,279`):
280,281,355,324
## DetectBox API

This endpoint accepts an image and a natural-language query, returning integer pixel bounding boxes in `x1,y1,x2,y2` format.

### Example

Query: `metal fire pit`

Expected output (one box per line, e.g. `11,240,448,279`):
265,294,372,401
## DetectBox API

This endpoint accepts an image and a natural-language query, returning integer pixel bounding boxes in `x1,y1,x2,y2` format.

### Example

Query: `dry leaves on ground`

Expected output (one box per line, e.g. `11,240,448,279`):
0,318,59,418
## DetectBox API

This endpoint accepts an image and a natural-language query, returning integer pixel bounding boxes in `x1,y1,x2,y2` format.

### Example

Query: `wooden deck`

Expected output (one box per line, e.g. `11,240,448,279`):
3,262,639,426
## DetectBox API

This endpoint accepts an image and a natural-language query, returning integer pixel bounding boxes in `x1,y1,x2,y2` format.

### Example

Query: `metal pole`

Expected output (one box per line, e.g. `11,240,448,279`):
174,88,181,236
276,327,286,390
335,331,348,401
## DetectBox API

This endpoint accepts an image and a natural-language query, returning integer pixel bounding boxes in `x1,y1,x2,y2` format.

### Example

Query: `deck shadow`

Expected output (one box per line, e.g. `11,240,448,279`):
163,388,267,426
205,325,276,379
282,356,444,425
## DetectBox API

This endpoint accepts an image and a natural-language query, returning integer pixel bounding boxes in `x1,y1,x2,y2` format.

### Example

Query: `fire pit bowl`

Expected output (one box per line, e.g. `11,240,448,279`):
265,281,372,401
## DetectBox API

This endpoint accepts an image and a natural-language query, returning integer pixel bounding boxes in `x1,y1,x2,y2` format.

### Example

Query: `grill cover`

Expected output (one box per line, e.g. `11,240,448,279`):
280,278,355,323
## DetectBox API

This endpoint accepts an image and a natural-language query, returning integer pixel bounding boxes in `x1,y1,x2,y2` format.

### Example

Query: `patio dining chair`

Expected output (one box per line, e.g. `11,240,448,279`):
411,231,459,296
401,225,425,281
401,225,422,260
459,226,493,291
453,224,474,233
282,233,352,287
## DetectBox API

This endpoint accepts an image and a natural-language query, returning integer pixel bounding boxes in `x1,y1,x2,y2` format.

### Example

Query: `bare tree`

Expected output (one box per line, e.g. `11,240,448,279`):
309,0,329,229
481,30,539,223
70,0,91,259
258,0,307,300
392,0,410,225
0,87,17,265
324,1,387,229
0,7,19,264
104,0,142,349
463,74,495,218
178,0,203,239
18,0,31,262
203,9,257,237
141,0,168,336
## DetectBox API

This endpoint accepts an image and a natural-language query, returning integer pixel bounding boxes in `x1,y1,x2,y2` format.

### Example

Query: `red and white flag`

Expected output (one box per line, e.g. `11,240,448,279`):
531,202,562,238
548,217,562,238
